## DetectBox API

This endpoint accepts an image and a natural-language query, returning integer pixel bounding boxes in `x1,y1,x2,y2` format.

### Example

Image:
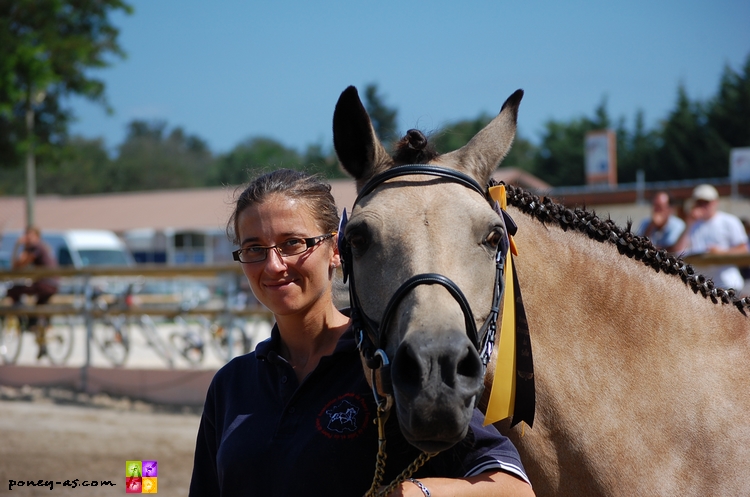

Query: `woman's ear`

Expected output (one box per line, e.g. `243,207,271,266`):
330,233,342,269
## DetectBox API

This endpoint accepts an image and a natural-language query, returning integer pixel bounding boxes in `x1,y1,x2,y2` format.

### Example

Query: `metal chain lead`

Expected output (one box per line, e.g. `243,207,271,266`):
364,405,438,497
377,451,437,497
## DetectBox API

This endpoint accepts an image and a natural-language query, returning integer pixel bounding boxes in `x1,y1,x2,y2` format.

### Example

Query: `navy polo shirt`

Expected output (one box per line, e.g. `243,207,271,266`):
189,325,529,496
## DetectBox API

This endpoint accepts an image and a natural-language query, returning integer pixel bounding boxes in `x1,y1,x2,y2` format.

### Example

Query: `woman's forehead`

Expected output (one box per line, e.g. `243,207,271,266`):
239,196,321,234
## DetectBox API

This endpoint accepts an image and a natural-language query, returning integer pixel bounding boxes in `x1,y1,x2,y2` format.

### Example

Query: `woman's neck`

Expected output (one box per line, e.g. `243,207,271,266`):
275,304,350,381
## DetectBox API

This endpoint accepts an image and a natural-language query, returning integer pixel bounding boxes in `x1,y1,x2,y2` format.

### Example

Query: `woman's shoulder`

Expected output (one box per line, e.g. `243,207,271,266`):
210,350,261,386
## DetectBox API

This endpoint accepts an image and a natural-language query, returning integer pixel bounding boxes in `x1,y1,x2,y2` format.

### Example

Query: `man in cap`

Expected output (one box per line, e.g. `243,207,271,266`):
673,184,749,291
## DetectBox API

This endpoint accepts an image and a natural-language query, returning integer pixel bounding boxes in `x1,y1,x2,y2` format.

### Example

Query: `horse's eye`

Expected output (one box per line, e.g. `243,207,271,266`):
348,233,368,256
346,224,371,258
484,228,504,249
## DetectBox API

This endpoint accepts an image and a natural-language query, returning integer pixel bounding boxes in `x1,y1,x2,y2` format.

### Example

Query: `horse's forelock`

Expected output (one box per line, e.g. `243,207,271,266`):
392,129,440,166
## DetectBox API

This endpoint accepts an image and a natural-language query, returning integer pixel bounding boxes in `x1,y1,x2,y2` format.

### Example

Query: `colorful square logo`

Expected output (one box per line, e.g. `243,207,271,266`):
126,460,157,493
142,461,158,477
126,461,142,478
142,477,158,494
125,477,142,493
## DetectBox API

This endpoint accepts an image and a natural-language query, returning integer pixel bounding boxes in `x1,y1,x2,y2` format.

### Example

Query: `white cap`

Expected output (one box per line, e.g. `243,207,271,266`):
692,184,719,201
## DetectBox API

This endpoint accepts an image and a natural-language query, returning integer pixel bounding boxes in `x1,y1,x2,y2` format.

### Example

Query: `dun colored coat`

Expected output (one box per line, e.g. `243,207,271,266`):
332,85,750,497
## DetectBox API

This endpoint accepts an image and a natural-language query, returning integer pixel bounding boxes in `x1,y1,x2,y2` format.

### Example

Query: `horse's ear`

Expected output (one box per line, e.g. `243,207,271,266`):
441,89,523,185
333,86,393,191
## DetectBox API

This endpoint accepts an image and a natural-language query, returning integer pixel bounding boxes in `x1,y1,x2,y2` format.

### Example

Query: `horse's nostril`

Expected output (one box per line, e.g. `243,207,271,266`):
392,343,423,395
393,336,483,395
457,345,482,379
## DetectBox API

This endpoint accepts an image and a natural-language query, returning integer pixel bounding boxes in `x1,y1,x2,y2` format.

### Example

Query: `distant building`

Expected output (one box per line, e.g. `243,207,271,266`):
15,171,750,265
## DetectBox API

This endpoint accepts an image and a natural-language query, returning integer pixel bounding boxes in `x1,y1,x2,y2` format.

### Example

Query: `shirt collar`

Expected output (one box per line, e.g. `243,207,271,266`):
255,308,354,361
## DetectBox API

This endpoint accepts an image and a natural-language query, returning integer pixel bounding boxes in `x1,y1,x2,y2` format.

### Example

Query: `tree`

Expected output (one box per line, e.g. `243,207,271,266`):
36,136,112,194
707,54,750,150
433,113,537,172
301,143,347,180
433,114,492,154
616,110,659,183
363,83,399,148
531,99,612,187
0,0,132,224
0,0,132,167
653,85,727,181
211,137,302,186
111,120,215,191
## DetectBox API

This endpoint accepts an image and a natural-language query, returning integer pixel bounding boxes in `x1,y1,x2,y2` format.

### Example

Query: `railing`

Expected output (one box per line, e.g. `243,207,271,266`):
4,254,749,380
0,264,272,389
682,253,750,267
0,263,265,316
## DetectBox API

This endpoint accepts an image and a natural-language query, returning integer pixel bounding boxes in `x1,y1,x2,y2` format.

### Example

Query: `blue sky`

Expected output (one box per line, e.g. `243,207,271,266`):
67,0,750,156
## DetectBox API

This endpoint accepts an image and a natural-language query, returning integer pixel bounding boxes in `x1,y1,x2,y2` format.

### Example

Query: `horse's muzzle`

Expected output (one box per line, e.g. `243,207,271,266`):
390,328,484,452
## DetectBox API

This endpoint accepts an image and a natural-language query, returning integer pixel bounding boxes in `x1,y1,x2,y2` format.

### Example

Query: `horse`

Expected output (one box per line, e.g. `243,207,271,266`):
332,85,750,496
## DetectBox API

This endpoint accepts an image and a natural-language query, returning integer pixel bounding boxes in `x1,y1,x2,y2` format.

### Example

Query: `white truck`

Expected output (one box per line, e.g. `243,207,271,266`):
0,229,134,270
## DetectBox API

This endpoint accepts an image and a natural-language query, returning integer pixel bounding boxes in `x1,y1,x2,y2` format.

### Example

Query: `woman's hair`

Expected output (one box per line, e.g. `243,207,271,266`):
227,169,340,245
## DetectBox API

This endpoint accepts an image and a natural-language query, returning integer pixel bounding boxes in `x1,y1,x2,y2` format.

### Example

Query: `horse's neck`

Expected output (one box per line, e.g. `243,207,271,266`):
507,209,750,496
513,211,748,350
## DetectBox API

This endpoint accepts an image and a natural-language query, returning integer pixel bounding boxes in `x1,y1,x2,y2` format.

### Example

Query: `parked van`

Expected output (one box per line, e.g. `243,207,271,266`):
0,229,134,270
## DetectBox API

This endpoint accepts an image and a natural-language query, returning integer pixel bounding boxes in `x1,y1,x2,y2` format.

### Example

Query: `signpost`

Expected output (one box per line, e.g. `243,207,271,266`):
730,147,750,197
584,130,617,186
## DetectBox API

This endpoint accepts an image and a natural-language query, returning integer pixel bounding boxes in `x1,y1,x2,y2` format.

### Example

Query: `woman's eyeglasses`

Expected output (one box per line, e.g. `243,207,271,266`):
232,233,336,263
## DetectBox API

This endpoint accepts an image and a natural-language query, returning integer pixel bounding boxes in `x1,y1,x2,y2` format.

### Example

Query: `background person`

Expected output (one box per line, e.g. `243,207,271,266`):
636,191,685,252
189,169,534,497
7,226,59,359
672,184,749,291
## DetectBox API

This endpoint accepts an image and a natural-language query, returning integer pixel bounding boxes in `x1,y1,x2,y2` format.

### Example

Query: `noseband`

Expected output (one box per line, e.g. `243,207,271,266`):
338,165,512,406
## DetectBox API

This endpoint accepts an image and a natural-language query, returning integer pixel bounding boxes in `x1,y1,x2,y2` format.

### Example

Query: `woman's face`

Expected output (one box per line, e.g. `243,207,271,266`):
236,194,339,317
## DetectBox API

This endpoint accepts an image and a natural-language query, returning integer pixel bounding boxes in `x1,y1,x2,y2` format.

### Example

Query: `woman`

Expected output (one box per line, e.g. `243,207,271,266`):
189,169,534,497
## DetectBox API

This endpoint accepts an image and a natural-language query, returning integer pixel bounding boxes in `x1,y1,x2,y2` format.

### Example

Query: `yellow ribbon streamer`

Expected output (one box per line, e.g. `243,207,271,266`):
484,185,517,426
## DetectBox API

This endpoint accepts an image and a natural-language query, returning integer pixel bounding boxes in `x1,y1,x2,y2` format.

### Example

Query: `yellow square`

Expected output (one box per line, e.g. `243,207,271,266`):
142,477,158,493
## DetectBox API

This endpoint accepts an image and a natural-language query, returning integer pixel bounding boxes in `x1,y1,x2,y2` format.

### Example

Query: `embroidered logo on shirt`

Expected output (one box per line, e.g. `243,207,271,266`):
316,393,370,439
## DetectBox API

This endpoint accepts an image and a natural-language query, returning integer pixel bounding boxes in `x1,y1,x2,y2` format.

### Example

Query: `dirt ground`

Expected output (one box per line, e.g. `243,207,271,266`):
0,386,202,496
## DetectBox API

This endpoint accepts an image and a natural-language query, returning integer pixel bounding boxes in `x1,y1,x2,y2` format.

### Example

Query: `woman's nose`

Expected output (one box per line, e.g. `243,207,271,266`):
264,246,288,271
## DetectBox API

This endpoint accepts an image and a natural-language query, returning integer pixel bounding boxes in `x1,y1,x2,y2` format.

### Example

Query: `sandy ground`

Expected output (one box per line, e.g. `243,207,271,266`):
0,386,201,496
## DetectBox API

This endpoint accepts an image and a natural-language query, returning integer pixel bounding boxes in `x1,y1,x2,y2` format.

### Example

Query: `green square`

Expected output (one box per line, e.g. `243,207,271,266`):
126,460,142,477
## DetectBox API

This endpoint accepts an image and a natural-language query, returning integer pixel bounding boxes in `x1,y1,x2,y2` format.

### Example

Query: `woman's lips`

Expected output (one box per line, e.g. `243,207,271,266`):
265,279,296,289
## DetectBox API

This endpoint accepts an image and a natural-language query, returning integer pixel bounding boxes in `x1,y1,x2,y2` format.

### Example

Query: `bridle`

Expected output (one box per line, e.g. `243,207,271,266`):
338,164,519,496
338,165,515,408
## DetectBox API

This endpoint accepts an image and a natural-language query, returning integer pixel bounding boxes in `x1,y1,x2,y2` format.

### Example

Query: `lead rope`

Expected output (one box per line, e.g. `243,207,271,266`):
364,404,438,497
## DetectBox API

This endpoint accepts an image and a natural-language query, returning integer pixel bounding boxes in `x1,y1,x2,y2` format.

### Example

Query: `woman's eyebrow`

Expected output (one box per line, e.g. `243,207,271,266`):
240,233,307,245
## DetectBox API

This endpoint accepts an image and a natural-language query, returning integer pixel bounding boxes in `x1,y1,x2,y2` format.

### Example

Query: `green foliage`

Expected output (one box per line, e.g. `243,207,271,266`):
531,99,612,187
707,56,750,150
527,53,750,186
300,143,347,180
0,0,132,169
433,113,536,171
433,114,491,154
36,137,112,195
504,135,537,173
616,110,659,183
109,120,215,191
363,83,398,148
1,34,747,193
210,137,302,186
649,86,726,180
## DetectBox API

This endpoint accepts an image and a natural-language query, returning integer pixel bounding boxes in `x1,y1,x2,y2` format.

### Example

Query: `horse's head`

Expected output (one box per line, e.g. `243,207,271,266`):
333,86,523,452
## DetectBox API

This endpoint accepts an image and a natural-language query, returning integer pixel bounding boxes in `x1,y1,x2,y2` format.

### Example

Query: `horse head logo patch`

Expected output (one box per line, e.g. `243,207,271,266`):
316,393,370,440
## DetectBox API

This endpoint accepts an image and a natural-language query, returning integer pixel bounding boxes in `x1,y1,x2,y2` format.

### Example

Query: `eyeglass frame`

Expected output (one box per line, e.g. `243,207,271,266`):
232,232,336,263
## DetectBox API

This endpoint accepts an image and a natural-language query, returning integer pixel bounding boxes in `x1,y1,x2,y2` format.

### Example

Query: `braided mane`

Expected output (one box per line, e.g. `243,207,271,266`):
501,182,750,315
390,125,750,315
